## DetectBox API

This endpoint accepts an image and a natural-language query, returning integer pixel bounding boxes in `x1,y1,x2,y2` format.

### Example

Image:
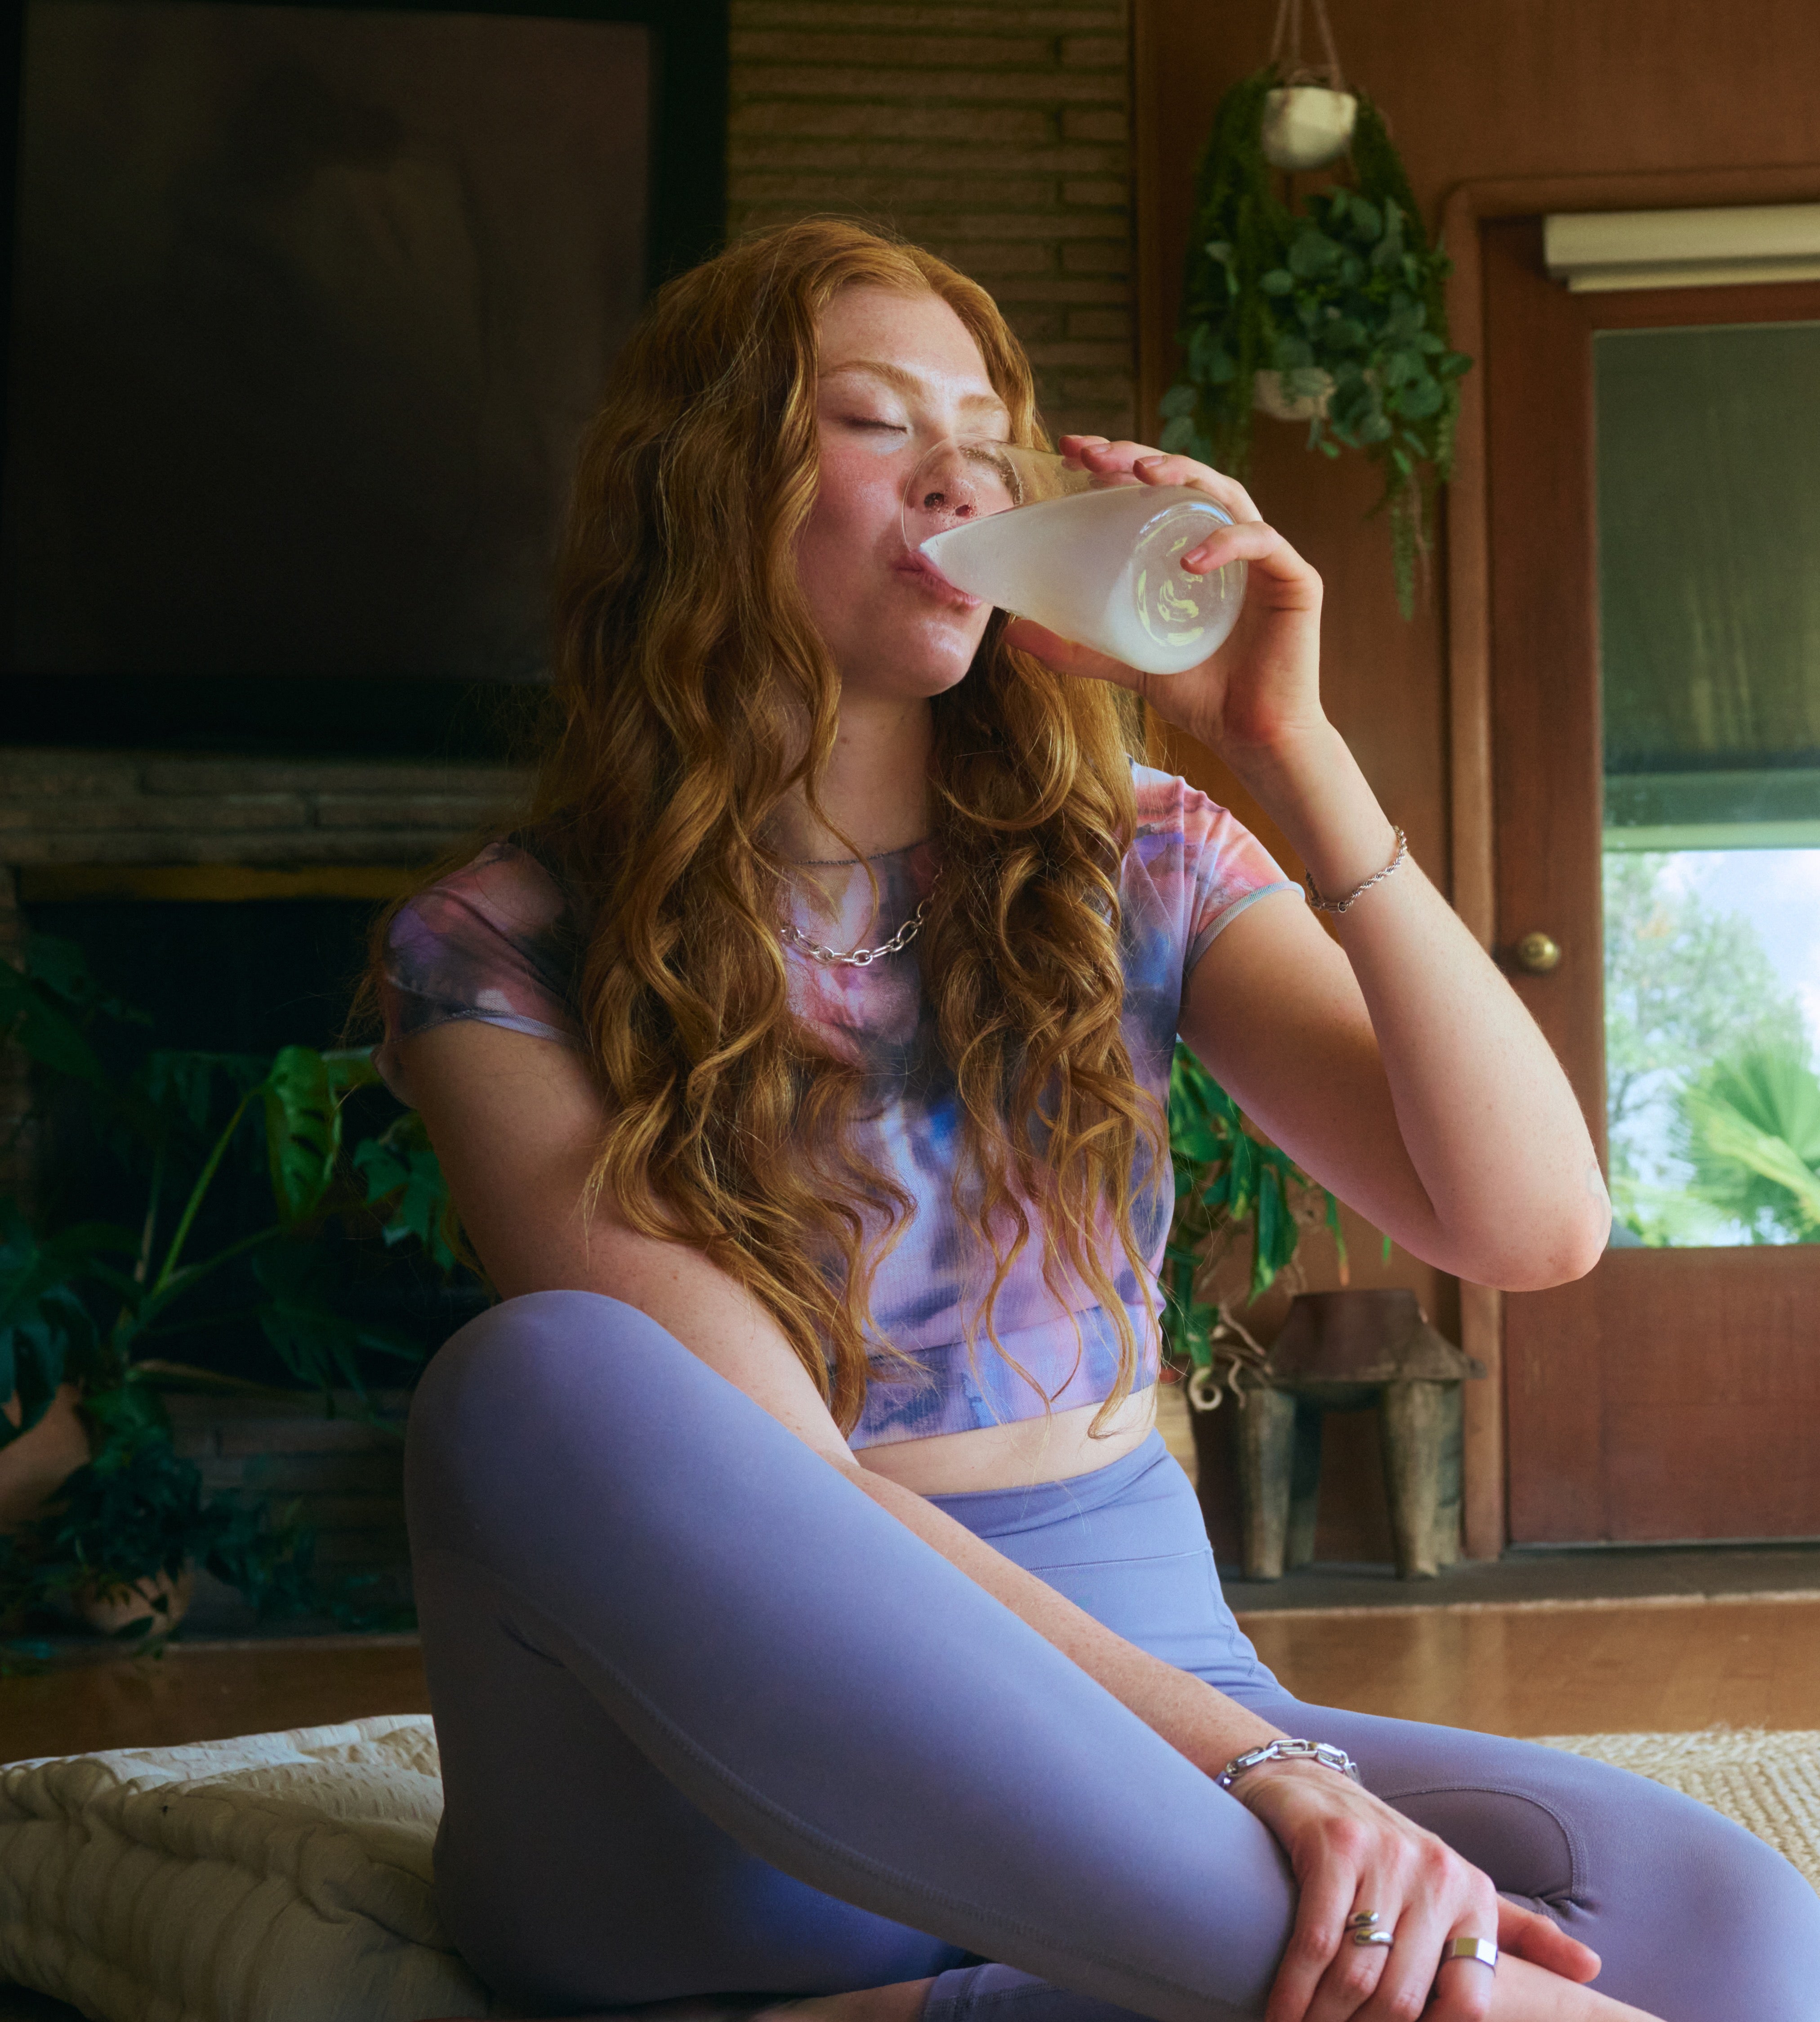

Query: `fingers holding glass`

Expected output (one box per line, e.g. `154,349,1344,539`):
1057,433,1262,524
902,435,1246,674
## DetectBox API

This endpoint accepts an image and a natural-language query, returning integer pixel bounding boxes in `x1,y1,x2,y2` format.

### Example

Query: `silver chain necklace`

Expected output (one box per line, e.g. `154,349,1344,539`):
781,870,941,968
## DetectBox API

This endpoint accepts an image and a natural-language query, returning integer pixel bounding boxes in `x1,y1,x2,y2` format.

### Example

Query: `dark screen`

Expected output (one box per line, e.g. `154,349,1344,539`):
2,0,650,686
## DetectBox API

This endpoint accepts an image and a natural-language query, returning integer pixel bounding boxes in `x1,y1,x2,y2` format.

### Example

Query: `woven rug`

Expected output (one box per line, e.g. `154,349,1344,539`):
1541,1726,1820,1888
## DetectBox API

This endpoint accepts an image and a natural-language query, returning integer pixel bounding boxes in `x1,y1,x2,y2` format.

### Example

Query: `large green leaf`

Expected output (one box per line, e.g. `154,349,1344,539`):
352,1113,460,1272
1704,1049,1820,1166
1,932,155,1092
1680,1044,1820,1240
250,1241,426,1410
262,1047,341,1222
1686,1086,1820,1235
24,935,143,1022
0,1202,134,1444
257,1299,423,1403
0,960,105,1086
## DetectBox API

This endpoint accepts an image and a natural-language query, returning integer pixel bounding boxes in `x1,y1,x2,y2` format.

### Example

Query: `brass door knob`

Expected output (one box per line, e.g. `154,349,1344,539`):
1513,931,1561,974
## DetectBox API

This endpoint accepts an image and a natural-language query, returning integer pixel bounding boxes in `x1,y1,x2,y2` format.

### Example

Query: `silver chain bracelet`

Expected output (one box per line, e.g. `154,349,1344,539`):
1217,1737,1363,1790
1304,826,1408,915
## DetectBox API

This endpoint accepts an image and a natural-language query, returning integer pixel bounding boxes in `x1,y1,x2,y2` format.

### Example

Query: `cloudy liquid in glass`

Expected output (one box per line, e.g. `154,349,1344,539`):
919,484,1244,675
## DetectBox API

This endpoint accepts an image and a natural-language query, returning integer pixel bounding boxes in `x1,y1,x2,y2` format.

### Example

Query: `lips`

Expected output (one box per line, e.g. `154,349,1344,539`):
895,549,981,609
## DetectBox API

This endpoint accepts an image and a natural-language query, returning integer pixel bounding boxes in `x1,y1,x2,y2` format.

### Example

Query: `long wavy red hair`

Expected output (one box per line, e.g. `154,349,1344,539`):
384,219,1169,1435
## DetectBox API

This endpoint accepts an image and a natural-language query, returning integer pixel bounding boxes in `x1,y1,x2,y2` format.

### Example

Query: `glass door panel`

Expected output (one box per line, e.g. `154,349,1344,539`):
1597,322,1820,1246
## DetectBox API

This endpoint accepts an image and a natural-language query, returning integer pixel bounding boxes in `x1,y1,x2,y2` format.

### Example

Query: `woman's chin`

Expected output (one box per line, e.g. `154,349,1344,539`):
839,629,988,704
906,648,982,701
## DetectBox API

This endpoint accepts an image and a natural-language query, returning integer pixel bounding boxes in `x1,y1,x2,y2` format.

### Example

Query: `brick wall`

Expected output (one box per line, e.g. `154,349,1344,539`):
0,747,525,1208
727,0,1137,442
169,1391,413,1630
0,749,526,868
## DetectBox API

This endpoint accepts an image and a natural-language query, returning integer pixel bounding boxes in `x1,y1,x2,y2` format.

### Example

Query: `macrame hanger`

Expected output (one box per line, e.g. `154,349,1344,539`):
1269,0,1346,90
1267,0,1298,72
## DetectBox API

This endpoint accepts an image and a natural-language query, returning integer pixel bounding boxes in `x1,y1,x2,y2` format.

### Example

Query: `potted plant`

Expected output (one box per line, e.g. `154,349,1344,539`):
1160,1039,1348,1415
0,931,481,1643
1158,66,1472,617
0,1389,312,1642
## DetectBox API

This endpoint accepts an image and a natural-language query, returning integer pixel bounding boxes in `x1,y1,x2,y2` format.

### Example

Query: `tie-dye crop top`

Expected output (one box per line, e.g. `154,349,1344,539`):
375,763,1294,1448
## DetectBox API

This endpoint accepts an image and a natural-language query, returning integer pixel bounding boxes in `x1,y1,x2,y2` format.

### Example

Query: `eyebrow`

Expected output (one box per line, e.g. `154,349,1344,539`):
821,358,1009,413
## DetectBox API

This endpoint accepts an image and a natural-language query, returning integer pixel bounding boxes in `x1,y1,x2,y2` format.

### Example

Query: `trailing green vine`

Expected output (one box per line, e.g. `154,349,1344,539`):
1160,68,1472,617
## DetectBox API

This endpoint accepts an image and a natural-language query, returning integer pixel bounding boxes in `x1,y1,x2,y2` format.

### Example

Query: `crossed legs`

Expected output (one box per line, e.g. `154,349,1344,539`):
406,1293,1820,2021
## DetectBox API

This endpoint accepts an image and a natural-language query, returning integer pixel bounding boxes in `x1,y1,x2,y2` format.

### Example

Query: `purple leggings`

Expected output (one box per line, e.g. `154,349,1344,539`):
404,1292,1820,2021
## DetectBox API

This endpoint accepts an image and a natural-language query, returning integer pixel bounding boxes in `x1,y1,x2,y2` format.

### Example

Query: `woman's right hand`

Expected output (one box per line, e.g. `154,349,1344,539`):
1231,1759,1601,2022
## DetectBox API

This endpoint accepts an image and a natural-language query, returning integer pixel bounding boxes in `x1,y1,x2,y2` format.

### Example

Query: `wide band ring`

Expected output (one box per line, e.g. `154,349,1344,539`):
1442,1937,1499,1971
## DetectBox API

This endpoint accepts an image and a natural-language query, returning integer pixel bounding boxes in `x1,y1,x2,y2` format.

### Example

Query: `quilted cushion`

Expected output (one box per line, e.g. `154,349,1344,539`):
0,1715,493,2022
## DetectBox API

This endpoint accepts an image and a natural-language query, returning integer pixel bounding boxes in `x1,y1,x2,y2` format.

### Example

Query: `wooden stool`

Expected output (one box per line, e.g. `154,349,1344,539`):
1232,1290,1485,1581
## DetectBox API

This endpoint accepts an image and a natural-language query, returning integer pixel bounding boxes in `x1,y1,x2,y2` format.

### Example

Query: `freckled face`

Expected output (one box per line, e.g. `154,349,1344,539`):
795,285,1012,704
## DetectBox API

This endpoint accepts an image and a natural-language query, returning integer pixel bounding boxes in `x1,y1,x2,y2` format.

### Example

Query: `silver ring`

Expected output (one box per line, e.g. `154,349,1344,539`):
1442,1937,1499,1971
1352,1929,1394,1949
1346,1910,1379,1931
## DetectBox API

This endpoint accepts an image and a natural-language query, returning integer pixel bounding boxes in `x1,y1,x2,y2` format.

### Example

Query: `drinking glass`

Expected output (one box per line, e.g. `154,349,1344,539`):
901,438,1246,674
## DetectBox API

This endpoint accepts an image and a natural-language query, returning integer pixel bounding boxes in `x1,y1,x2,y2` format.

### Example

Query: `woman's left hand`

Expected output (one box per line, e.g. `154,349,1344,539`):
1234,1759,1603,2022
1001,434,1325,768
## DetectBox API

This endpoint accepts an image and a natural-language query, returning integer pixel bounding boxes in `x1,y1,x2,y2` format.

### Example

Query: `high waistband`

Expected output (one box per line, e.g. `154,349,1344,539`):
921,1426,1178,1540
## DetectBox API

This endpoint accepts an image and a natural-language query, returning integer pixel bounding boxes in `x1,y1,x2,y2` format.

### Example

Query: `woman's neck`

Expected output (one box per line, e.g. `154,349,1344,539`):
776,692,935,862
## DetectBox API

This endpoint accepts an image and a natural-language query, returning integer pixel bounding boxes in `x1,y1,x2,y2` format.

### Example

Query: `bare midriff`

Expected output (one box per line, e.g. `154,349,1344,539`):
854,1382,1159,1496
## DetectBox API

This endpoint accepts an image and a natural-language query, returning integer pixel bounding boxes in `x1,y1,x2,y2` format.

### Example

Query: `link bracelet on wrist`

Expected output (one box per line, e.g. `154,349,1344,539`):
1304,826,1408,915
1217,1737,1363,1791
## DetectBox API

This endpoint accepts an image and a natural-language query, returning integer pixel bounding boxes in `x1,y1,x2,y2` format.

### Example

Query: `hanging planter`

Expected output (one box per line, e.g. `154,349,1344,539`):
1159,0,1472,617
1260,86,1356,172
1252,365,1334,423
1258,0,1354,172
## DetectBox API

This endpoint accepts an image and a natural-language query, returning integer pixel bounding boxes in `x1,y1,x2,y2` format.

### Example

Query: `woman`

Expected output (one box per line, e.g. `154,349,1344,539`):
377,221,1819,2022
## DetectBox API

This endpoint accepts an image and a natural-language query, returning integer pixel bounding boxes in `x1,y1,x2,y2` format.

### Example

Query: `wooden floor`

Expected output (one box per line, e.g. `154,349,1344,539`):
0,1638,431,1764
6,1597,1820,1765
1244,1595,1820,1736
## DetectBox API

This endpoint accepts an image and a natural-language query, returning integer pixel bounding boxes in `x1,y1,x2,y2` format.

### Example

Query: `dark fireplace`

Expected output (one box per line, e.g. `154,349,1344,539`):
22,881,488,1391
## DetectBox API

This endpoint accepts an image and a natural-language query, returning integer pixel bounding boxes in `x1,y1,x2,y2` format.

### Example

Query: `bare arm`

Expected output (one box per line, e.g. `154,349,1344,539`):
402,1015,1285,1775
1178,731,1610,1292
1007,434,1610,1295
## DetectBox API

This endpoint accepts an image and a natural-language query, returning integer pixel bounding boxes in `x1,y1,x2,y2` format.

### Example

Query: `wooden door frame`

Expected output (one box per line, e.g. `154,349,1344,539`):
1442,163,1820,1556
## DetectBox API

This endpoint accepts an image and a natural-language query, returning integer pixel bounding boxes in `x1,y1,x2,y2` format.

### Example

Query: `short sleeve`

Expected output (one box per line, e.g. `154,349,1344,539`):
373,842,584,1107
1128,763,1298,978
